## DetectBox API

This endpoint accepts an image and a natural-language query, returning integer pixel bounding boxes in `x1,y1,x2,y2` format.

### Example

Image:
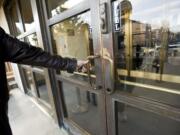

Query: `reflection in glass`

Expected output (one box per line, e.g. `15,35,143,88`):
62,82,100,135
34,73,50,104
113,0,180,105
51,11,95,85
19,0,35,31
46,0,85,18
52,11,92,59
116,101,180,135
22,68,34,93
9,1,23,35
24,33,39,47
114,0,180,75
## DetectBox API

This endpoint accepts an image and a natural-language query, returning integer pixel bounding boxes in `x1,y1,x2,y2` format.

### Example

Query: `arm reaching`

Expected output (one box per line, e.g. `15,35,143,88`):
0,27,77,73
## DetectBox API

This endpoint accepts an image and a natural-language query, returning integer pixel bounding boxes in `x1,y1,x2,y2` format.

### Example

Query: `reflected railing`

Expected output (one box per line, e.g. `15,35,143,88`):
117,69,180,84
74,72,96,79
117,69,180,95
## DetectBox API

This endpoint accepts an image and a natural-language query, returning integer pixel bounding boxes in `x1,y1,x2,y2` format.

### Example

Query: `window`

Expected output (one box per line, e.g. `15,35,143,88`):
34,73,50,104
5,0,53,110
51,11,92,59
51,11,95,85
46,0,85,18
62,82,101,135
22,68,34,92
8,0,23,35
115,101,180,135
19,0,35,31
112,0,180,107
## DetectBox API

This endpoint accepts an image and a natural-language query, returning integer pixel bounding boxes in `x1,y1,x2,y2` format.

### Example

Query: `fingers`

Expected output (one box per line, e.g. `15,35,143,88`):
77,60,89,67
76,60,90,73
81,66,88,73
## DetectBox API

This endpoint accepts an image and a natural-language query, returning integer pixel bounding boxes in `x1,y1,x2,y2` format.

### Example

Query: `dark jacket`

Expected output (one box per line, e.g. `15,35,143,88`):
0,27,77,111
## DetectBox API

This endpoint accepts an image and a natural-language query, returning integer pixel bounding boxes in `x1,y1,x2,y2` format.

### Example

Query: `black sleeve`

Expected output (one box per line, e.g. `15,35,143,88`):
0,27,77,73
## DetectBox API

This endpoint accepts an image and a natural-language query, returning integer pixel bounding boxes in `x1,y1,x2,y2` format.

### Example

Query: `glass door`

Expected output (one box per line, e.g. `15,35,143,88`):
51,11,106,135
44,0,107,135
105,0,180,135
44,0,180,135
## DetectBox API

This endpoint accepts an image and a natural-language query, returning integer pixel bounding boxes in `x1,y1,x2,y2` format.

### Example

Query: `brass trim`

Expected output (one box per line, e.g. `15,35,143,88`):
74,72,96,78
117,69,128,76
162,74,180,84
131,71,160,80
117,69,180,84
120,80,180,95
124,8,133,76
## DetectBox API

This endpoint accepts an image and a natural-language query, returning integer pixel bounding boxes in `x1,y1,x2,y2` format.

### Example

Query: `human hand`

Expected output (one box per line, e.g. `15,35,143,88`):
77,60,89,72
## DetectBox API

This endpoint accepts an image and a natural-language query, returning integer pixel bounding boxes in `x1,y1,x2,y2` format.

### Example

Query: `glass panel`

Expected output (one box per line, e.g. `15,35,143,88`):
19,0,35,31
46,0,85,18
113,0,180,106
24,33,39,47
22,68,34,92
34,73,50,104
116,101,180,135
51,11,95,85
62,82,101,135
9,1,23,35
119,82,180,107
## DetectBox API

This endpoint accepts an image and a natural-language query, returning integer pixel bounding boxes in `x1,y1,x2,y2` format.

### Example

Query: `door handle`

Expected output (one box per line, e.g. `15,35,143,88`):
87,54,101,60
86,54,101,86
102,55,114,94
86,54,114,93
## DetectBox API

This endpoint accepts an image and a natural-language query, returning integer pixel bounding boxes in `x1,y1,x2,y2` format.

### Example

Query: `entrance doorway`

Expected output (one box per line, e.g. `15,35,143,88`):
44,0,180,135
